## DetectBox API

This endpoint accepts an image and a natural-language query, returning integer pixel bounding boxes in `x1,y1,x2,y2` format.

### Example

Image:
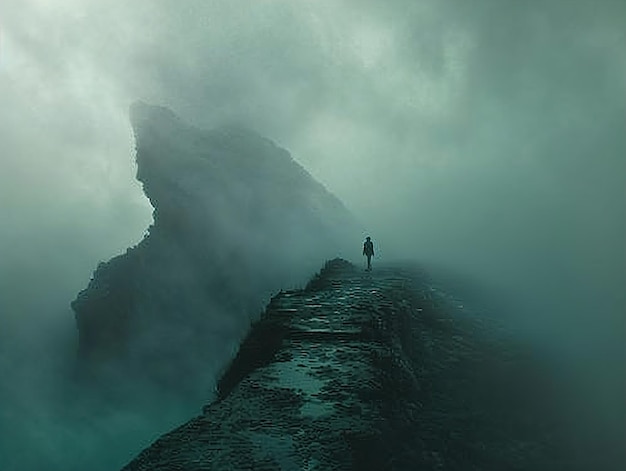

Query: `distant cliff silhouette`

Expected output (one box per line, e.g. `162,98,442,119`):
72,103,358,397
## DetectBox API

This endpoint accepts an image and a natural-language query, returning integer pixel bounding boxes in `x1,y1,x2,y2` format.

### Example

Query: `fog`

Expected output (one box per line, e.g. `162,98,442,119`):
1,0,624,469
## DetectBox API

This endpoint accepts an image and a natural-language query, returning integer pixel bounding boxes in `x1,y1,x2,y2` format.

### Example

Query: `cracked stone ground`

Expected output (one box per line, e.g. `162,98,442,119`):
121,259,599,471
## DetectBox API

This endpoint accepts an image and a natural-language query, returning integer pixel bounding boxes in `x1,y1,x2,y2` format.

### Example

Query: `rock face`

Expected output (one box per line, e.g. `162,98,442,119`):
121,259,574,471
72,103,358,393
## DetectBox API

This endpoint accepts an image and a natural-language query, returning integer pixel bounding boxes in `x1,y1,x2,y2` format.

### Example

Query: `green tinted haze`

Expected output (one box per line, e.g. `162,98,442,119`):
0,0,624,469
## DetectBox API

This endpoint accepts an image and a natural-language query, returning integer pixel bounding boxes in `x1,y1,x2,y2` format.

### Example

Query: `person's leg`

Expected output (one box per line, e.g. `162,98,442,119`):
367,255,372,270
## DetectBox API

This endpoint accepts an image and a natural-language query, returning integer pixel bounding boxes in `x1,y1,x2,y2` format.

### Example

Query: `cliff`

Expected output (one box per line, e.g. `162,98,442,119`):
120,259,575,470
72,103,358,394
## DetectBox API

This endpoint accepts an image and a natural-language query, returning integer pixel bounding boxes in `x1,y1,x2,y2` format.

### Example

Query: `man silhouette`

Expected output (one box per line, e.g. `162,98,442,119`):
363,236,374,271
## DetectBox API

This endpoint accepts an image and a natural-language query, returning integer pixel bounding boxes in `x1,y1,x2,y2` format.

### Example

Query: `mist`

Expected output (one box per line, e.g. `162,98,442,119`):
1,0,624,469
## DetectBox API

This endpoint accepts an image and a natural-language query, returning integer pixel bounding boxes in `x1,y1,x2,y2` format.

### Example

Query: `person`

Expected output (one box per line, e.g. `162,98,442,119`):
363,236,374,271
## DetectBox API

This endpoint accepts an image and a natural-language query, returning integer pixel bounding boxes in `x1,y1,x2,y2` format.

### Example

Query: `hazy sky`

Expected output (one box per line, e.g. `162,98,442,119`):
1,0,624,387
0,1,624,468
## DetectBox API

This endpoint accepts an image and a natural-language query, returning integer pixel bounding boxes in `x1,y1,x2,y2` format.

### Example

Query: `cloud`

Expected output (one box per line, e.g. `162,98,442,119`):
0,0,624,468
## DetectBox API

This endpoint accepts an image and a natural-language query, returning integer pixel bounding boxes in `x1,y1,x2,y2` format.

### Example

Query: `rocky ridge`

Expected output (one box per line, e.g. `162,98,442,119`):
121,259,573,471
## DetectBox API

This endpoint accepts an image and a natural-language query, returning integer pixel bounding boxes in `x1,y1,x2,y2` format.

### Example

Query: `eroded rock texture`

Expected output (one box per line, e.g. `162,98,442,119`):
72,104,357,394
122,259,572,471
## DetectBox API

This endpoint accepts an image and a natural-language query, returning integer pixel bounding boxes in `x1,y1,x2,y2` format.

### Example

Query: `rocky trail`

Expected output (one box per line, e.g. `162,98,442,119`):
121,259,584,470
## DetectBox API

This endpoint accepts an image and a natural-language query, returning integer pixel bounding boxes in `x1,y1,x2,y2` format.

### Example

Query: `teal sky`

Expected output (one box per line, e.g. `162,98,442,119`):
1,0,624,388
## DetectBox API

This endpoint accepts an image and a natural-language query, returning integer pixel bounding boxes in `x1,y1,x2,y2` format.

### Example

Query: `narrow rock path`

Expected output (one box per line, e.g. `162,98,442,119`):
122,259,570,471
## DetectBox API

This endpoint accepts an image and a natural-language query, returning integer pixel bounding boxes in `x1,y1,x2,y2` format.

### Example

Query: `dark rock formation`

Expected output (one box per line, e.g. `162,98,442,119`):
121,259,576,471
72,103,358,395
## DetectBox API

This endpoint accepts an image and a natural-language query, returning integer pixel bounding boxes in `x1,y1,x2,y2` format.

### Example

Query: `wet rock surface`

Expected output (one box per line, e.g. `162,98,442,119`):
122,259,576,471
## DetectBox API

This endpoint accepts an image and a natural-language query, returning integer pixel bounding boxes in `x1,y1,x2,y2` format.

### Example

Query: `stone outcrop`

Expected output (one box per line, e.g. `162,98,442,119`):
72,104,358,394
121,259,570,470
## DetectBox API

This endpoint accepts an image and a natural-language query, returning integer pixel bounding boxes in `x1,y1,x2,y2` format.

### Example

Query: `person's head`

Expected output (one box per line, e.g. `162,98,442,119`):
366,236,371,241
